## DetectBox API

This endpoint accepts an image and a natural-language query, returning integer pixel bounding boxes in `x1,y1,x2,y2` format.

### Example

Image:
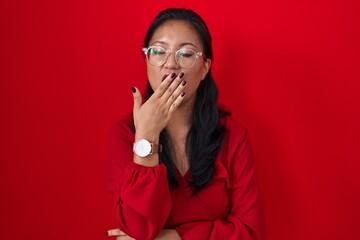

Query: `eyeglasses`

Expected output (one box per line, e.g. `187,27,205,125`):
142,46,206,69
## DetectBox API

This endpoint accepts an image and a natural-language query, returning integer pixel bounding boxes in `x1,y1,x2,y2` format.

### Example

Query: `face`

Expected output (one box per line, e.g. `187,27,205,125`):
146,20,211,104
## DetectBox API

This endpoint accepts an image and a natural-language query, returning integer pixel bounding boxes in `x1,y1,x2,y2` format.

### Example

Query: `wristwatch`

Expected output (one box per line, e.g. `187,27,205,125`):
133,139,163,157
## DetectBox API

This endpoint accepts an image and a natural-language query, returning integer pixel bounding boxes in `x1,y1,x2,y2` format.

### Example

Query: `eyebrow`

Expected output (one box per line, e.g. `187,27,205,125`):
151,40,198,48
180,42,197,48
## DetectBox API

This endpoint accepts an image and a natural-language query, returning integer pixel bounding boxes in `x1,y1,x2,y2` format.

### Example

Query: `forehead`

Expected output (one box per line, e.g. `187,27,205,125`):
150,20,202,48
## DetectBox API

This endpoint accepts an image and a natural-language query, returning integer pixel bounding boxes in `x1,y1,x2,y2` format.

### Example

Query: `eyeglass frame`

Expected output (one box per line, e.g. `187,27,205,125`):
142,46,207,69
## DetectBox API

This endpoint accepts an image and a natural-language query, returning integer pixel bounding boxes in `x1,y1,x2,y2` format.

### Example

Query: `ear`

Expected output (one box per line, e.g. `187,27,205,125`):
201,59,212,80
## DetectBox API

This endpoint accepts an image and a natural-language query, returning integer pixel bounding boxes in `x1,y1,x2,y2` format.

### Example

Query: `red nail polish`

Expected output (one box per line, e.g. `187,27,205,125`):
179,72,184,78
131,86,136,93
182,80,187,86
171,73,176,78
181,92,185,97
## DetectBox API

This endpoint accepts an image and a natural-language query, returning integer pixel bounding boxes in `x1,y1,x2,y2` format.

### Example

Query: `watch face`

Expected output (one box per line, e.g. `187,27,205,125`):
134,139,151,157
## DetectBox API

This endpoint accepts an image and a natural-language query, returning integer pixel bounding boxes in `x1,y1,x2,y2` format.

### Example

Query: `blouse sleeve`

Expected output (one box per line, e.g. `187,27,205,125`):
175,129,265,240
106,119,172,240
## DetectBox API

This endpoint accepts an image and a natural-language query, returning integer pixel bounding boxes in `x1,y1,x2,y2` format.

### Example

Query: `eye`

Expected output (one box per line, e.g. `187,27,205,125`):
177,49,195,58
179,52,193,57
150,47,166,55
177,49,196,58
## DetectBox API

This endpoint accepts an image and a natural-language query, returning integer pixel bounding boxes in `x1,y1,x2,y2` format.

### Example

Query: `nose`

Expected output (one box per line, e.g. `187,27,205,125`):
163,51,180,69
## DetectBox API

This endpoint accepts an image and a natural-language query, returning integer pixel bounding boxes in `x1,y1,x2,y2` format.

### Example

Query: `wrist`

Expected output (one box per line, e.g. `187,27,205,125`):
133,139,162,156
135,130,160,143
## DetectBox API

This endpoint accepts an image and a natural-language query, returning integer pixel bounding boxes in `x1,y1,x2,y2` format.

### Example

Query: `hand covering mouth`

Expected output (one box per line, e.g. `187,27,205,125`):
162,74,169,81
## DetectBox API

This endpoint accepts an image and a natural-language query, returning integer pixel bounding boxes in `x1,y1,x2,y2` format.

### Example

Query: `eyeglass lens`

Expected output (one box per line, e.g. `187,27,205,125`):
146,47,198,68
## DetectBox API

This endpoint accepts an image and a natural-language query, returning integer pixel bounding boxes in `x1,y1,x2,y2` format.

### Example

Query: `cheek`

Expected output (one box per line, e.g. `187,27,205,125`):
187,66,205,84
147,66,161,91
184,70,202,93
191,62,207,80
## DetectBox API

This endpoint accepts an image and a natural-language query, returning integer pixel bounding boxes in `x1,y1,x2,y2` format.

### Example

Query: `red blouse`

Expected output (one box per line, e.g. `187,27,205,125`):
107,114,265,240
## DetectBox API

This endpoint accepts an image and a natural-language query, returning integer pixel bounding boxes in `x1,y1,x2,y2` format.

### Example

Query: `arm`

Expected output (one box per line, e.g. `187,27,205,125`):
107,73,187,239
107,121,172,240
175,131,265,240
106,228,181,240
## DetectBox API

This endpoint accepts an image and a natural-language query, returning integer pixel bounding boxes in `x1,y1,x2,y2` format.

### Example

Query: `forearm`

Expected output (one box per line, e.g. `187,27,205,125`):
175,216,264,240
114,163,172,239
155,229,181,240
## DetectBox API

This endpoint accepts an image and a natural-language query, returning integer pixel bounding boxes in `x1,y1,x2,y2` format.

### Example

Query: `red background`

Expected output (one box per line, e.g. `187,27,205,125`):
1,0,359,239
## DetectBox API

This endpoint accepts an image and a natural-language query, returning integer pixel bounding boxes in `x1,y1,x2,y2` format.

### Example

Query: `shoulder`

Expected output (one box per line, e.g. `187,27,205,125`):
110,113,133,132
108,113,134,143
218,116,256,181
220,115,248,143
218,115,253,164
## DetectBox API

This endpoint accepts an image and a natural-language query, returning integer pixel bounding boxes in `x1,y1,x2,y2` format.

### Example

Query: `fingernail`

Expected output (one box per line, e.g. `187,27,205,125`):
182,80,187,86
181,92,185,97
179,72,184,78
162,74,168,81
171,73,176,78
105,231,109,236
131,86,136,93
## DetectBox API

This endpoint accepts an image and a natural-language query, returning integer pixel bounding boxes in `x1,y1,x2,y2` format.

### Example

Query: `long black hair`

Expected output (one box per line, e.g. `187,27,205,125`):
143,8,229,193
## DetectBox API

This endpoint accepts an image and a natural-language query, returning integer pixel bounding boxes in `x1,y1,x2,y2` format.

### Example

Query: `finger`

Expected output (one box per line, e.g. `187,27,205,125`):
161,72,185,101
165,78,186,107
152,72,177,98
131,86,142,112
116,236,135,240
169,91,186,114
106,228,126,236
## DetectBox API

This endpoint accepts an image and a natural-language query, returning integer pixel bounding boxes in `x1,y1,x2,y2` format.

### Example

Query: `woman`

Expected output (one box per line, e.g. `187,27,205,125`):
106,8,265,240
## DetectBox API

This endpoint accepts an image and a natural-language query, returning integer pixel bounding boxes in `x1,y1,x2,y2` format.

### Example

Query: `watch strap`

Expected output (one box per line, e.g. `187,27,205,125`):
150,142,163,154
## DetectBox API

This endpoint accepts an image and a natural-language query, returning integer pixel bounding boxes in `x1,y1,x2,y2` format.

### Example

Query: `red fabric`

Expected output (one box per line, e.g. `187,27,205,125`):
107,114,265,240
